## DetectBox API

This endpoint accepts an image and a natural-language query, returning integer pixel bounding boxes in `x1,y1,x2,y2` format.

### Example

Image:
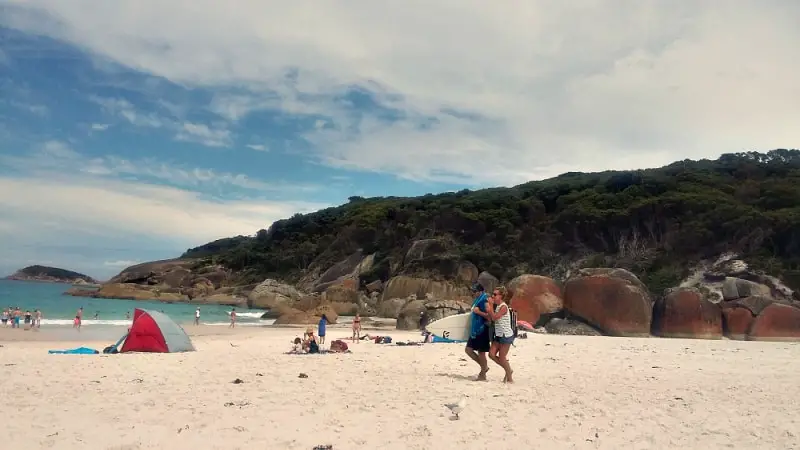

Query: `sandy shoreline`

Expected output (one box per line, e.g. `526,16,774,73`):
1,327,799,449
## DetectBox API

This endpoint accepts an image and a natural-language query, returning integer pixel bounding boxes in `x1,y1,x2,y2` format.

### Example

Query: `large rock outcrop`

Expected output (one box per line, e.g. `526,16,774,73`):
91,283,186,303
651,288,722,339
396,299,471,330
722,277,772,301
247,279,301,309
273,304,339,326
399,238,479,283
108,259,195,286
298,250,376,293
476,271,499,294
720,304,754,340
746,303,800,341
563,268,652,337
544,318,603,336
679,253,796,304
380,276,471,304
507,274,563,325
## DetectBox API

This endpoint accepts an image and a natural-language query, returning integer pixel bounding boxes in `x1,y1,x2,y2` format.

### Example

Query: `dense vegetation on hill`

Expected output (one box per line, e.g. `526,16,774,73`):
7,265,95,282
183,149,800,295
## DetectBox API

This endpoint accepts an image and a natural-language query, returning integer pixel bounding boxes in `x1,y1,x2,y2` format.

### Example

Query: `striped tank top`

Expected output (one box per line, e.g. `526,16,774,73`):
494,302,514,338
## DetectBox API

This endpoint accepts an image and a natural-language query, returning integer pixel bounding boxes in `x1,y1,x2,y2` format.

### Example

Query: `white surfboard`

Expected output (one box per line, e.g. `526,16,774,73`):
425,312,472,341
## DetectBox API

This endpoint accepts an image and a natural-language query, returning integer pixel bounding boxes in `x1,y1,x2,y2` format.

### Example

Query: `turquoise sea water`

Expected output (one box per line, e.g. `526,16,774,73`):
0,280,269,327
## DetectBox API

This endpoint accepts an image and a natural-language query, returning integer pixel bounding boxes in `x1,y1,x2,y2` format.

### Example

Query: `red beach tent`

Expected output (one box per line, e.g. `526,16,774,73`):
119,308,195,353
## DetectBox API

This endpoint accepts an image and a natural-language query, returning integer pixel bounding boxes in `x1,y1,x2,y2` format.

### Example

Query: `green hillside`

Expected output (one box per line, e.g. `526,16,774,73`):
183,149,800,294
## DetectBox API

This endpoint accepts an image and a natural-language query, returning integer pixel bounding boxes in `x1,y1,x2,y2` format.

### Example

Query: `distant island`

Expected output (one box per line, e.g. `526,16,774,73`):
4,265,98,284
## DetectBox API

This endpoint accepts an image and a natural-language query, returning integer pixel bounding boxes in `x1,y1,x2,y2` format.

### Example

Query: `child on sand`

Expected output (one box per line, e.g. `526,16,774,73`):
288,337,304,354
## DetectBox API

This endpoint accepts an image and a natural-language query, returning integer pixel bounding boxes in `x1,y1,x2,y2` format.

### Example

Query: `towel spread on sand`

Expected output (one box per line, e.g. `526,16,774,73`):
48,347,100,354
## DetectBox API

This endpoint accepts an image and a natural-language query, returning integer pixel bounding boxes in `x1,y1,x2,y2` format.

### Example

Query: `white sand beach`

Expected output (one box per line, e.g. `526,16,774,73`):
2,326,799,449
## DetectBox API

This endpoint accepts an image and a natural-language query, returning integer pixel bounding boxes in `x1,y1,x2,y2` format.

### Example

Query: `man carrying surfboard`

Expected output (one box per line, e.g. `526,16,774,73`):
465,282,492,381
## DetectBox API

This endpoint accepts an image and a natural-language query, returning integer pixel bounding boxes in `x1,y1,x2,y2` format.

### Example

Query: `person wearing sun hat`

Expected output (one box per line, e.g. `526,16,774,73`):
465,282,492,380
303,327,320,354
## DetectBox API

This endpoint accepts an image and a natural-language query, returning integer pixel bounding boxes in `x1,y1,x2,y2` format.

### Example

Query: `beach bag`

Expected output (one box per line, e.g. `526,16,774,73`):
330,340,348,353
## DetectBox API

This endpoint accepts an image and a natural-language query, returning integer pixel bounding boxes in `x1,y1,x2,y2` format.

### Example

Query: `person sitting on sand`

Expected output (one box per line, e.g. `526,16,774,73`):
352,313,362,343
303,328,320,354
487,286,514,383
288,337,304,354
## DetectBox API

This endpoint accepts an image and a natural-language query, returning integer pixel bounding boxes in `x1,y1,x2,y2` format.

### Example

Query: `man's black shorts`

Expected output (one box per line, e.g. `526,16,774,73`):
466,327,491,353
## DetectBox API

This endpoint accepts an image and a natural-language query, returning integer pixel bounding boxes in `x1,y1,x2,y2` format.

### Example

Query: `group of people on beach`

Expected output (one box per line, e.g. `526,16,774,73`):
465,283,515,383
1,306,42,329
287,312,364,354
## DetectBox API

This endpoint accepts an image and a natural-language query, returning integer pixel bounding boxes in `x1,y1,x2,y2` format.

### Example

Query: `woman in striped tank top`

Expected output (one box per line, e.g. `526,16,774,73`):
487,286,514,383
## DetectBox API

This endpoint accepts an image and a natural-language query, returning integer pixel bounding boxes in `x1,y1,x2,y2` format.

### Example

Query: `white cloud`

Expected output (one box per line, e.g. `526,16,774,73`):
91,123,109,131
0,141,318,194
9,100,49,116
0,174,327,248
175,122,232,147
89,95,233,147
2,1,799,185
89,95,166,128
40,140,81,159
246,144,267,152
103,260,140,267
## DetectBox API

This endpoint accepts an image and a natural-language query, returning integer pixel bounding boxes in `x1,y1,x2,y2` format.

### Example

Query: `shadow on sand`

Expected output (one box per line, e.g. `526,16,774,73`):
435,372,477,381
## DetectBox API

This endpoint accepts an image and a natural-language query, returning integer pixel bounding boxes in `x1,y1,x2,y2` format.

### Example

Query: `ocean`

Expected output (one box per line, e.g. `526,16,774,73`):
0,280,270,328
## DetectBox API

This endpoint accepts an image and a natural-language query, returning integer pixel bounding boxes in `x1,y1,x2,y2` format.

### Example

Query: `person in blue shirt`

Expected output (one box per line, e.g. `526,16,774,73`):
318,314,328,345
465,282,492,381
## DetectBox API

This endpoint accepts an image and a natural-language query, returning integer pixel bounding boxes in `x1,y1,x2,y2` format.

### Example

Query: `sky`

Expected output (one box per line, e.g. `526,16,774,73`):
1,1,799,280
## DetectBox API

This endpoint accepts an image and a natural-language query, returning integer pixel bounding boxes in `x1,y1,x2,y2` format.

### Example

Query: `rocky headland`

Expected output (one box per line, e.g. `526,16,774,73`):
5,265,98,284
66,150,800,340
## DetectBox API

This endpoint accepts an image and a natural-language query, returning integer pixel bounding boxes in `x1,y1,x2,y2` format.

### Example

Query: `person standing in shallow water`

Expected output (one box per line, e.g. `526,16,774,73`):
74,307,83,331
229,308,236,328
195,307,201,326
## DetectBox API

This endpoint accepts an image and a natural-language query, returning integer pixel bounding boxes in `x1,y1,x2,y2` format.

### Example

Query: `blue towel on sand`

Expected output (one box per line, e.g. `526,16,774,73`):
431,335,464,343
48,347,99,354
